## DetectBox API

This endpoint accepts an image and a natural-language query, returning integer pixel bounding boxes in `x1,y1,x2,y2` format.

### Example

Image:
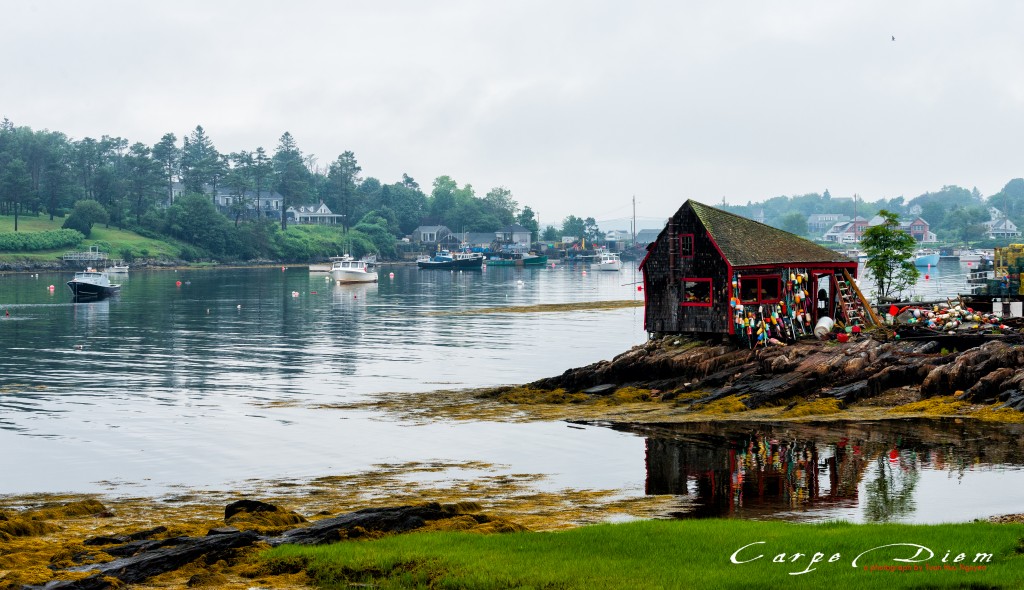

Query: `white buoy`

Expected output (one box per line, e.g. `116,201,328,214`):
389,272,394,279
237,304,242,310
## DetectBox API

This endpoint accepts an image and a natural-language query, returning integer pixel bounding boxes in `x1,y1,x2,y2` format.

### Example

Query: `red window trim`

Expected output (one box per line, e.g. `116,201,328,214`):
739,275,781,304
680,277,713,307
679,233,694,258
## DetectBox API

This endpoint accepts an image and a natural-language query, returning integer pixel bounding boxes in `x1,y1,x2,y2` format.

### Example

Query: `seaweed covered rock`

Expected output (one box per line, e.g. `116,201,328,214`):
525,335,1024,413
268,502,486,546
921,341,1024,399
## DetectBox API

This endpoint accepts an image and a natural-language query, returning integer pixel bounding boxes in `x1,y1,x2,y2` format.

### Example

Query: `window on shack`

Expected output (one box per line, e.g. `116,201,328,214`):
681,278,712,307
739,275,781,304
679,234,694,257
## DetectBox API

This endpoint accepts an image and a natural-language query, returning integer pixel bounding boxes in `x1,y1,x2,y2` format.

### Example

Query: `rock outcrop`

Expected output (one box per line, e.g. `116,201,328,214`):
530,336,1024,411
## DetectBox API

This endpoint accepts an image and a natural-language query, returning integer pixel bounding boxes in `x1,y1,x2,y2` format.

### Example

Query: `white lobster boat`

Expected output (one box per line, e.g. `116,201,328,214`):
330,255,378,284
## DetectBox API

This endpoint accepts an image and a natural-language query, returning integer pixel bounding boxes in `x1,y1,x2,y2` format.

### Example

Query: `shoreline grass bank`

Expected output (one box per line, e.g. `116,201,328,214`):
265,518,1024,589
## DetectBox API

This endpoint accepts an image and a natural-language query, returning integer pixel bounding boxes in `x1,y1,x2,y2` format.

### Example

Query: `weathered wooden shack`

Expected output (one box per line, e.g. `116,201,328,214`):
639,200,858,343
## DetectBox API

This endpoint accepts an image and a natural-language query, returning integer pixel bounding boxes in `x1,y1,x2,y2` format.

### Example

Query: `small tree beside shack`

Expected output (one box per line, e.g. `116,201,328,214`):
639,200,866,345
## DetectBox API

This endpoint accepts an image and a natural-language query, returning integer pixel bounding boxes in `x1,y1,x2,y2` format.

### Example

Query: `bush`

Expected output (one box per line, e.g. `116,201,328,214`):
0,229,85,251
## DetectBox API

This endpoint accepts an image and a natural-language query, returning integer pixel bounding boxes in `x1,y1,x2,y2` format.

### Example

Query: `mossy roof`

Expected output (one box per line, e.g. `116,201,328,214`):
686,201,856,267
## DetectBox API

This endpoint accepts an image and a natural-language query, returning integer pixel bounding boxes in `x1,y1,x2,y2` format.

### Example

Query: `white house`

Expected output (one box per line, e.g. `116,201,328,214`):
986,218,1021,239
285,202,344,225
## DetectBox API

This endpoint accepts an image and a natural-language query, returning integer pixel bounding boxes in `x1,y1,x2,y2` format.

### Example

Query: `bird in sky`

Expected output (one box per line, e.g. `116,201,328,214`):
892,35,896,41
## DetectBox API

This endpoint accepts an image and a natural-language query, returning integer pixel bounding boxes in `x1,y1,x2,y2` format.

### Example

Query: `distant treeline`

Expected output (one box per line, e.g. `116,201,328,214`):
721,182,1024,244
0,120,592,260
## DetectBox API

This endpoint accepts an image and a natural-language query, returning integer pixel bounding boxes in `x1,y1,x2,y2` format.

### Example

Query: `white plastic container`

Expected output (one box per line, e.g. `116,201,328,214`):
814,316,834,340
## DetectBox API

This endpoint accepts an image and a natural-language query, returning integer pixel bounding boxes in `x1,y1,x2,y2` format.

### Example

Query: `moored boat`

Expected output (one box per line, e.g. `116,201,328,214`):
105,260,129,273
66,268,120,301
595,251,623,271
330,255,378,284
417,251,483,270
486,253,548,267
310,255,351,273
914,249,940,267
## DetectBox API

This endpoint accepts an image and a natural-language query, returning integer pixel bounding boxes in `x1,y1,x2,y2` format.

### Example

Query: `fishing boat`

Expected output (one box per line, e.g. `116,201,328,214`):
958,249,982,262
595,251,623,271
485,253,548,267
913,249,940,267
417,251,483,270
310,256,350,273
330,255,378,284
66,268,120,300
105,260,129,273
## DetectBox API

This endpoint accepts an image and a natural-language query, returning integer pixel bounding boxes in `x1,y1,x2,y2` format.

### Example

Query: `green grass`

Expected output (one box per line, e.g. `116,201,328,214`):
0,214,182,262
264,519,1024,589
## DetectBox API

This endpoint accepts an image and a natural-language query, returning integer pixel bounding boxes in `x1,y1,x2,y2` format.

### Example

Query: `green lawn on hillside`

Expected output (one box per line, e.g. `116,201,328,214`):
0,214,182,262
264,519,1024,590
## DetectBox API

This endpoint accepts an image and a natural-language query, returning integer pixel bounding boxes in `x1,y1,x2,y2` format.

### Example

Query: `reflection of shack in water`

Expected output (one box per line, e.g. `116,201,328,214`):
636,419,1024,521
645,434,868,518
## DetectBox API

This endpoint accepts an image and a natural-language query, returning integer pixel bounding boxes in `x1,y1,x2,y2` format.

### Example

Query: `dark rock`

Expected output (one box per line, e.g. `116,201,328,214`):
1001,392,1024,410
83,535,128,546
224,499,280,520
68,530,260,584
101,536,189,558
127,525,167,541
268,502,469,546
998,389,1018,402
582,384,616,395
206,526,240,536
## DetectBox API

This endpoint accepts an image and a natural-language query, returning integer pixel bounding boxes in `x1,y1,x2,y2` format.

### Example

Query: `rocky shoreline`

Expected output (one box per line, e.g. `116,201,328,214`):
523,334,1024,419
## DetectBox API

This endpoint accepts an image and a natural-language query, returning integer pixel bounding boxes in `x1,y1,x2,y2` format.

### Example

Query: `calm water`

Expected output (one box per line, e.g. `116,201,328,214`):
2,261,1023,523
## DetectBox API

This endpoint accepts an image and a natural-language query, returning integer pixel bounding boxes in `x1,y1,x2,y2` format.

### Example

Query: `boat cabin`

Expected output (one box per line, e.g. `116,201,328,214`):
639,200,858,343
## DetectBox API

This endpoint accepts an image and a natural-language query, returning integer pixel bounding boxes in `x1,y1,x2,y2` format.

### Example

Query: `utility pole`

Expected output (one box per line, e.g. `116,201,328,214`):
632,195,636,247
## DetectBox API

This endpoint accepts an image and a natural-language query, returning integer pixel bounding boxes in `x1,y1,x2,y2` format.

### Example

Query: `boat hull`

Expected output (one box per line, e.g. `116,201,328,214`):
417,258,483,270
331,269,378,284
914,253,940,267
66,280,119,301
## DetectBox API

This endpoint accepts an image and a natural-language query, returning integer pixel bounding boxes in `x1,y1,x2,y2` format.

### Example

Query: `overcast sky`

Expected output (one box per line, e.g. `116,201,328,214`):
3,1,1023,229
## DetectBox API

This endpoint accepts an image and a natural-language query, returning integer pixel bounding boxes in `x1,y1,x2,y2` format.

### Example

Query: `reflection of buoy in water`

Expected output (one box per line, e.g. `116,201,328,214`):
176,281,182,287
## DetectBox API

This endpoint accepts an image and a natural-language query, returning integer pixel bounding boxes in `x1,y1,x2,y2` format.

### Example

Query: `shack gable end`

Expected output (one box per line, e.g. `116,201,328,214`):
642,206,731,335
